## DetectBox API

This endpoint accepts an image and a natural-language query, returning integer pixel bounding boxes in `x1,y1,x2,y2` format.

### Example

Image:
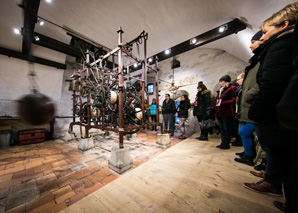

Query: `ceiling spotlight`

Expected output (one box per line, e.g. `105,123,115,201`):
39,21,44,26
219,24,228,33
133,63,138,68
148,58,153,63
14,28,21,35
190,38,197,44
165,49,171,55
45,0,52,2
34,36,40,41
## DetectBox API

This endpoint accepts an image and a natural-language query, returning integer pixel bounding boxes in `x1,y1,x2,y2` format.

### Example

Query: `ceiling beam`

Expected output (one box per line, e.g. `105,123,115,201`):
0,47,66,70
33,32,83,58
21,0,40,55
148,18,247,64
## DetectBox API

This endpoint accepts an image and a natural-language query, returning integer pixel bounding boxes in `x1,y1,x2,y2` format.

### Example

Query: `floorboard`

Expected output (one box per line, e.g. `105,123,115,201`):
62,134,284,213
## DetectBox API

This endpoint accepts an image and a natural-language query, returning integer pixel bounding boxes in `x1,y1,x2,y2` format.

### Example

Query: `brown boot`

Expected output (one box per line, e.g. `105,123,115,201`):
243,180,283,196
250,171,265,179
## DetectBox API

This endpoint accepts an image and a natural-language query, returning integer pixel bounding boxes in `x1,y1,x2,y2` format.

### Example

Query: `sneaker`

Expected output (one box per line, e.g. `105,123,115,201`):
235,151,245,157
273,201,286,212
250,171,265,179
254,158,267,171
234,155,254,166
198,136,208,141
243,180,283,196
216,144,223,148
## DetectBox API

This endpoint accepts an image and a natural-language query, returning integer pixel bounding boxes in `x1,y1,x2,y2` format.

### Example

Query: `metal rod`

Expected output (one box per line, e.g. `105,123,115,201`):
117,27,124,149
90,46,120,66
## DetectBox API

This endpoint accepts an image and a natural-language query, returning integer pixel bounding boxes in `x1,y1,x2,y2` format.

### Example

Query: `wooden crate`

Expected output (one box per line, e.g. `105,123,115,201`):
19,129,45,145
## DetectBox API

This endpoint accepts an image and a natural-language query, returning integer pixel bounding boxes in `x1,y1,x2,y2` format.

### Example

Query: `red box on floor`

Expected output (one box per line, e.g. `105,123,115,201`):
19,129,46,145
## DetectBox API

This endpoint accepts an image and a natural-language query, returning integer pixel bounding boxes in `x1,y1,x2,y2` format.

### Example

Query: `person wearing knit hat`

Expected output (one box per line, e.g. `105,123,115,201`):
219,75,231,83
213,74,237,149
251,30,263,41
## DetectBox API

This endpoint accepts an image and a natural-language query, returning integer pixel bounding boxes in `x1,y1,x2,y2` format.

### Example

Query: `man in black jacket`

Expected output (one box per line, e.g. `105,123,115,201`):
162,94,176,136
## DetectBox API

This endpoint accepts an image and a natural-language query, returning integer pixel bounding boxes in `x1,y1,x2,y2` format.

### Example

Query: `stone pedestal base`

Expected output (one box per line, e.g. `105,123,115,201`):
78,137,95,151
156,133,171,149
108,145,133,174
64,131,77,142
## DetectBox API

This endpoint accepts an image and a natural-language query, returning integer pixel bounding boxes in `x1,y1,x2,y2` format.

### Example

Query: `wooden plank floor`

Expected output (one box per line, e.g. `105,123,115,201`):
61,134,285,213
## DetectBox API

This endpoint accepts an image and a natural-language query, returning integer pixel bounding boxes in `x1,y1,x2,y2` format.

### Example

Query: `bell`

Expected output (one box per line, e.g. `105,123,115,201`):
18,92,55,126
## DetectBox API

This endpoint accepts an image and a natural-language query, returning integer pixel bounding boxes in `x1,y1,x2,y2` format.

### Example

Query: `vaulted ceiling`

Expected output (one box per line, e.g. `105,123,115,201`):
0,0,294,68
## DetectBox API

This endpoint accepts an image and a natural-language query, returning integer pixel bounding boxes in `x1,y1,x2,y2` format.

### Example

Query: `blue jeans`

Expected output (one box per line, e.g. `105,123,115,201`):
239,122,255,156
217,117,234,135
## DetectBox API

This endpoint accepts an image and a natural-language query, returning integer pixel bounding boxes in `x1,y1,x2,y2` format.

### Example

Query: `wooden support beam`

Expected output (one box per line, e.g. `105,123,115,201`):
0,47,66,70
21,0,40,55
135,18,247,68
33,32,83,58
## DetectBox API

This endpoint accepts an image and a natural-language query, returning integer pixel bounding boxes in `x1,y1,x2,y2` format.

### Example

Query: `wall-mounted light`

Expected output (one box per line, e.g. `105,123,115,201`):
165,49,171,55
219,24,228,33
148,57,153,63
34,36,40,41
13,28,21,35
39,20,44,26
190,38,197,44
133,63,138,68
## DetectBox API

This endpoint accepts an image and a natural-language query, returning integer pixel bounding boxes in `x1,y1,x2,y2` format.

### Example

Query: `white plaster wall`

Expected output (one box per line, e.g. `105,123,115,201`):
157,48,248,102
148,47,248,134
0,55,64,116
0,47,248,139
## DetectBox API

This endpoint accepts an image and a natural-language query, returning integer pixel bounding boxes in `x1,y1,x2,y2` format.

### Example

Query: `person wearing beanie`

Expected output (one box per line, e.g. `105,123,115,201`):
219,75,231,83
213,74,237,149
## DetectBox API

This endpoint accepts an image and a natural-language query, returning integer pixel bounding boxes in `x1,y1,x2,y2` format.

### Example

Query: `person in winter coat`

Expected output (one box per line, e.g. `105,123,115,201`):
193,83,213,141
177,95,191,139
246,3,298,212
214,75,237,149
234,72,257,166
275,17,298,213
162,93,176,136
149,98,157,130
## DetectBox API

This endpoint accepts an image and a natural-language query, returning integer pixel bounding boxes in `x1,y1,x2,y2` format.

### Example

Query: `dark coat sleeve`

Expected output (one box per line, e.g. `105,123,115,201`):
248,37,294,122
171,99,176,114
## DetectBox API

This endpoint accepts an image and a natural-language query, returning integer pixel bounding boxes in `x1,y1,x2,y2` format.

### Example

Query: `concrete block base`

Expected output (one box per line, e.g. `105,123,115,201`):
108,145,133,174
78,137,95,151
156,133,171,149
64,131,77,142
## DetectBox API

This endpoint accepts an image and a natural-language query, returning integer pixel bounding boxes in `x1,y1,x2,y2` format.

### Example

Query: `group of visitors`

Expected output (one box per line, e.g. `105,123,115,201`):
148,2,298,212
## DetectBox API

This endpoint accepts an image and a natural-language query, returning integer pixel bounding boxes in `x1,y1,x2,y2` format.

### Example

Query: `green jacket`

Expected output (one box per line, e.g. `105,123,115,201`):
240,62,260,123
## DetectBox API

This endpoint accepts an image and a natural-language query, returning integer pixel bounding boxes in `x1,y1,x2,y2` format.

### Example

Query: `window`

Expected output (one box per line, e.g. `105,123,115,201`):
148,83,154,95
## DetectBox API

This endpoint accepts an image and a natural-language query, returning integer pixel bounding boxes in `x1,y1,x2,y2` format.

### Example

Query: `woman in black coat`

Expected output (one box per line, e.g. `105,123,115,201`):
247,3,298,212
193,83,213,141
177,95,191,139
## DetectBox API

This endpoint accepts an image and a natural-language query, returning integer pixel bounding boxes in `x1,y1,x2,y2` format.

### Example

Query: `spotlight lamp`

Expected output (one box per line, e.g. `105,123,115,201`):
34,36,40,41
165,49,171,55
190,38,197,44
13,28,21,35
148,57,153,63
133,63,138,68
219,24,228,33
45,0,52,3
39,20,44,26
